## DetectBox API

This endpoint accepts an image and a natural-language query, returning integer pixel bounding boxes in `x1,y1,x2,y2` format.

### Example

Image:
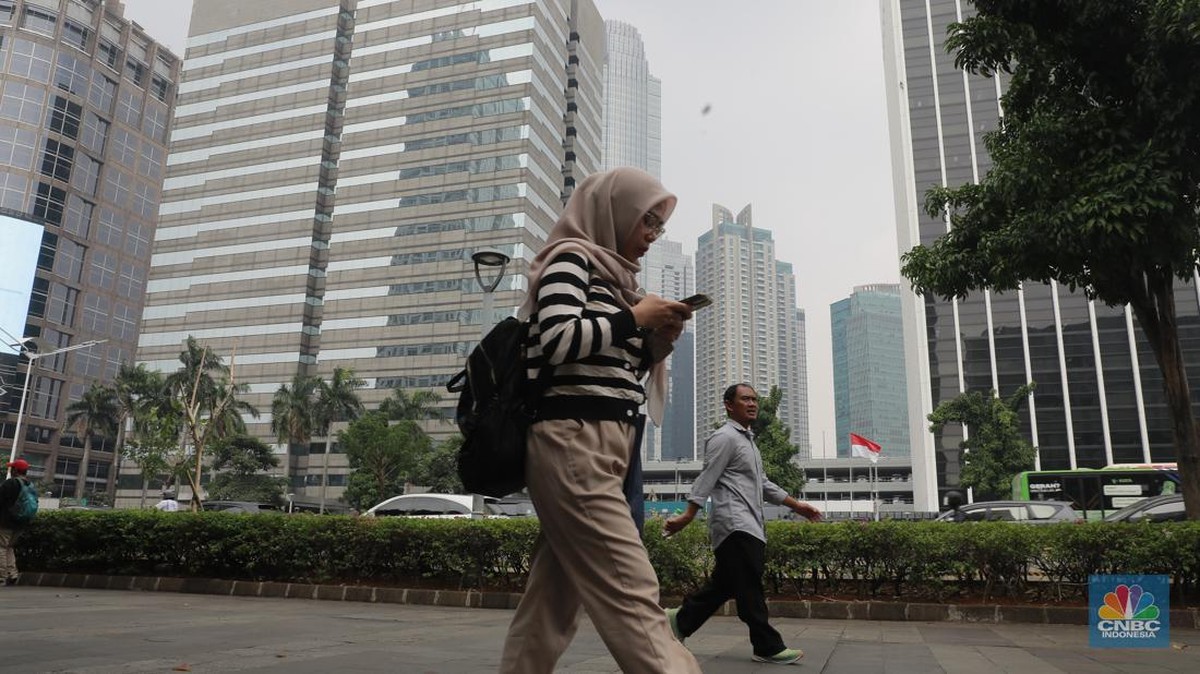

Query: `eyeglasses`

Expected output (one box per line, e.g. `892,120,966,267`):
642,210,666,241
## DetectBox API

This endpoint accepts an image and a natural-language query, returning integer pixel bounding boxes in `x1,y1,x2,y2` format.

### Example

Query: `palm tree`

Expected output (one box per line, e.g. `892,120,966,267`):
165,338,261,510
64,383,119,500
272,374,321,449
269,373,318,509
165,336,229,409
313,368,364,513
379,388,443,421
109,363,162,501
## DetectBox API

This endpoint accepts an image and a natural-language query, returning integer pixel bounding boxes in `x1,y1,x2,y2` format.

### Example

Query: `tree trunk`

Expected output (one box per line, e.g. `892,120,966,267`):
1130,273,1200,520
110,418,127,505
319,431,333,510
75,433,91,500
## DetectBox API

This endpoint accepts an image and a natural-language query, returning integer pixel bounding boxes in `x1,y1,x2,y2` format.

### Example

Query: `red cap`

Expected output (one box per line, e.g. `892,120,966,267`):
9,459,29,473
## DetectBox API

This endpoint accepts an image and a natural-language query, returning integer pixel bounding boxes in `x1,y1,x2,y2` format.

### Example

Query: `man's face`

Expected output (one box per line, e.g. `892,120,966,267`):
725,386,759,427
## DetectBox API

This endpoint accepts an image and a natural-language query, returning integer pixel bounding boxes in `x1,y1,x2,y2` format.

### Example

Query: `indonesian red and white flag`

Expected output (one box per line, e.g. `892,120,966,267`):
850,433,882,463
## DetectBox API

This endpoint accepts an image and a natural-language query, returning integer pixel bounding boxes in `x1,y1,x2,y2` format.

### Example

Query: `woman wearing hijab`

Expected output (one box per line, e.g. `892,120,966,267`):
500,168,700,673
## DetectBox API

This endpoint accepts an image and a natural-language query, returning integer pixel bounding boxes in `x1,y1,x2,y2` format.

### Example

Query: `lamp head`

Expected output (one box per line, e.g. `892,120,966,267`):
471,249,510,268
471,248,510,293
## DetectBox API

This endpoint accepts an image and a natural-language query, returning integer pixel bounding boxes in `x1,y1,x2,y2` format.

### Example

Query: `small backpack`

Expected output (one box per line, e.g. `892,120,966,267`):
9,478,38,525
446,316,548,498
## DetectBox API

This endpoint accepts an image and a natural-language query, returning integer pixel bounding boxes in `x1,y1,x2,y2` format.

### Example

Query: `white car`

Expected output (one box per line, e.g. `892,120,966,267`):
364,493,496,519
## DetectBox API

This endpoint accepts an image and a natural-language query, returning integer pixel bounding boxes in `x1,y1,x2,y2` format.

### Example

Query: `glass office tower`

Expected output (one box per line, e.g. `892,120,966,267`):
135,0,603,504
882,0,1198,510
831,284,909,458
0,0,178,500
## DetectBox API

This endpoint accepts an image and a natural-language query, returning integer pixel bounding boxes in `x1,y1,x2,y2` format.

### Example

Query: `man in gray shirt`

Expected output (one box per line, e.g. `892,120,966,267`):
663,383,821,666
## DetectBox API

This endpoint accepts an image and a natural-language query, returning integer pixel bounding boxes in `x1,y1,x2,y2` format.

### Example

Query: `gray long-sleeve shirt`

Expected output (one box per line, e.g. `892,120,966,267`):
687,420,789,549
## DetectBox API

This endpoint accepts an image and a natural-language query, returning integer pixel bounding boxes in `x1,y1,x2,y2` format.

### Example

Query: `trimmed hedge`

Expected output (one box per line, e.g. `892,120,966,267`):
15,511,1200,605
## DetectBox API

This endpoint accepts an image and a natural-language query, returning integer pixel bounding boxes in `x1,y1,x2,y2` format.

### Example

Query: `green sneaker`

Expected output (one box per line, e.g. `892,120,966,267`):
752,648,803,665
665,607,684,642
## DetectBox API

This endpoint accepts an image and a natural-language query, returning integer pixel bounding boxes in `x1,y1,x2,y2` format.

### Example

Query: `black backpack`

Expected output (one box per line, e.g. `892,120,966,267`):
446,317,548,497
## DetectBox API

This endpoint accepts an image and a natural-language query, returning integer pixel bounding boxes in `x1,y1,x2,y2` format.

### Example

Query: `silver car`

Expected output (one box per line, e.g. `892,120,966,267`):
1102,494,1185,523
936,500,1082,524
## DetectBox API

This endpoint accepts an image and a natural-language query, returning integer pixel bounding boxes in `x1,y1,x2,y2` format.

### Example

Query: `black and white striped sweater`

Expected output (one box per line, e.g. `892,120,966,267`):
526,251,650,422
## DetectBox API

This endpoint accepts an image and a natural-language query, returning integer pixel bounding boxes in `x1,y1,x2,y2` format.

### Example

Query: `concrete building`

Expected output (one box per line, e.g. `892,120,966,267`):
133,0,604,506
831,283,910,458
695,203,809,457
635,237,693,461
882,0,1198,512
797,456,918,519
0,0,179,501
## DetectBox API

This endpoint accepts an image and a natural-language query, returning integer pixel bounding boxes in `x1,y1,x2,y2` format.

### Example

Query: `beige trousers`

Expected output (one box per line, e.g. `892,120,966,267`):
0,527,18,580
500,418,700,674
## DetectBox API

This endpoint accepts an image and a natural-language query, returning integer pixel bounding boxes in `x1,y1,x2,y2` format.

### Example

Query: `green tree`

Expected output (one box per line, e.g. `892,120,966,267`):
314,368,365,512
927,384,1037,500
121,402,180,508
899,1,1200,517
110,364,164,500
207,435,287,505
410,434,464,494
751,386,806,495
63,383,119,500
165,338,259,510
271,371,319,503
379,388,443,421
340,413,427,510
271,374,321,449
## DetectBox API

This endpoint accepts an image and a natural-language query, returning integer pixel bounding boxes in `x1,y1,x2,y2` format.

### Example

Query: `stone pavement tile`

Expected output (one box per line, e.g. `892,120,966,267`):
3,588,1199,674
975,645,1069,673
822,640,944,674
927,644,1008,673
1004,641,1197,673
918,623,1016,647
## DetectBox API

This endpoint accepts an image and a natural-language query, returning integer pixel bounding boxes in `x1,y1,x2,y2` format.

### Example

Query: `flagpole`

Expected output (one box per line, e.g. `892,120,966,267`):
872,462,879,522
848,461,853,519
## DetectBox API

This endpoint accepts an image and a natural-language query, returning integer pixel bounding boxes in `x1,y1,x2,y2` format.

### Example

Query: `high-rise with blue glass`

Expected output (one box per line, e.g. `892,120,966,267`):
831,284,909,459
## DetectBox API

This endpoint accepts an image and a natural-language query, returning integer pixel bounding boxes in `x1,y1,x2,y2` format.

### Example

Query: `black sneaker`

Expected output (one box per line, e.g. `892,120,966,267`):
5,577,17,586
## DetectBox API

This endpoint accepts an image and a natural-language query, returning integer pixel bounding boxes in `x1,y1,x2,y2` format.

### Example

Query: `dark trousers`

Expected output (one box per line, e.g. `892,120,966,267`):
676,531,786,657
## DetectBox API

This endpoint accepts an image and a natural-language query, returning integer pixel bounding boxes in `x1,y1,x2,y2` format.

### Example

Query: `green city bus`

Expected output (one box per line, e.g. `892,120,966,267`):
1012,464,1180,520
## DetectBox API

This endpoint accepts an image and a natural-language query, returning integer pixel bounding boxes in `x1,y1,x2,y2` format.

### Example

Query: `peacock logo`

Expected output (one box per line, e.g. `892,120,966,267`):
1097,584,1160,621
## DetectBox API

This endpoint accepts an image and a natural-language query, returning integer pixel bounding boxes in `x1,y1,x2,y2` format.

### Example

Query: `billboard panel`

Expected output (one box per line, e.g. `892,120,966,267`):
0,214,43,356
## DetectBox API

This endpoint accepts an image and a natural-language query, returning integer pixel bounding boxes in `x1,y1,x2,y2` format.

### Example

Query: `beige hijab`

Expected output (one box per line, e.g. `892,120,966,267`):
519,167,678,425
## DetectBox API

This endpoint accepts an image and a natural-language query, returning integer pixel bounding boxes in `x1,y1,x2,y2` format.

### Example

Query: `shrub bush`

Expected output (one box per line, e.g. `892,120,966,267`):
16,512,1200,606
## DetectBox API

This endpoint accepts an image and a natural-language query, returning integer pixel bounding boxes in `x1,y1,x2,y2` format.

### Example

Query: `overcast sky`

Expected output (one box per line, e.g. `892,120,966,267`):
122,0,902,458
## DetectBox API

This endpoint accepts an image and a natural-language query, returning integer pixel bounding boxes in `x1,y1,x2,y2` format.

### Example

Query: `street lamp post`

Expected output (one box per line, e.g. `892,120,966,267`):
5,338,106,479
471,248,510,338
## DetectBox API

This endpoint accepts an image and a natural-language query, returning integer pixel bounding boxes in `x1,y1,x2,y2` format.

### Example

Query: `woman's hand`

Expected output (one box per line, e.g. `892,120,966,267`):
631,294,692,331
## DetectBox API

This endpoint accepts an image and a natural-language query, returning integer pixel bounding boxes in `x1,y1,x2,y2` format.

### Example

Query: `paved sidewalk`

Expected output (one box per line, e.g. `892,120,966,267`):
1,586,1198,673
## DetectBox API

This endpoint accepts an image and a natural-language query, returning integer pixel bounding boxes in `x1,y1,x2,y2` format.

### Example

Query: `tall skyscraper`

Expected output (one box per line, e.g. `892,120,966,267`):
602,18,681,459
831,284,910,458
882,0,1195,511
600,19,659,178
135,0,604,504
0,0,179,499
695,204,809,457
635,237,693,460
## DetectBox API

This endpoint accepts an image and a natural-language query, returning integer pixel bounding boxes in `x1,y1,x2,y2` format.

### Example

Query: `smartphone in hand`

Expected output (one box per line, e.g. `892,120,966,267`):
680,293,713,310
